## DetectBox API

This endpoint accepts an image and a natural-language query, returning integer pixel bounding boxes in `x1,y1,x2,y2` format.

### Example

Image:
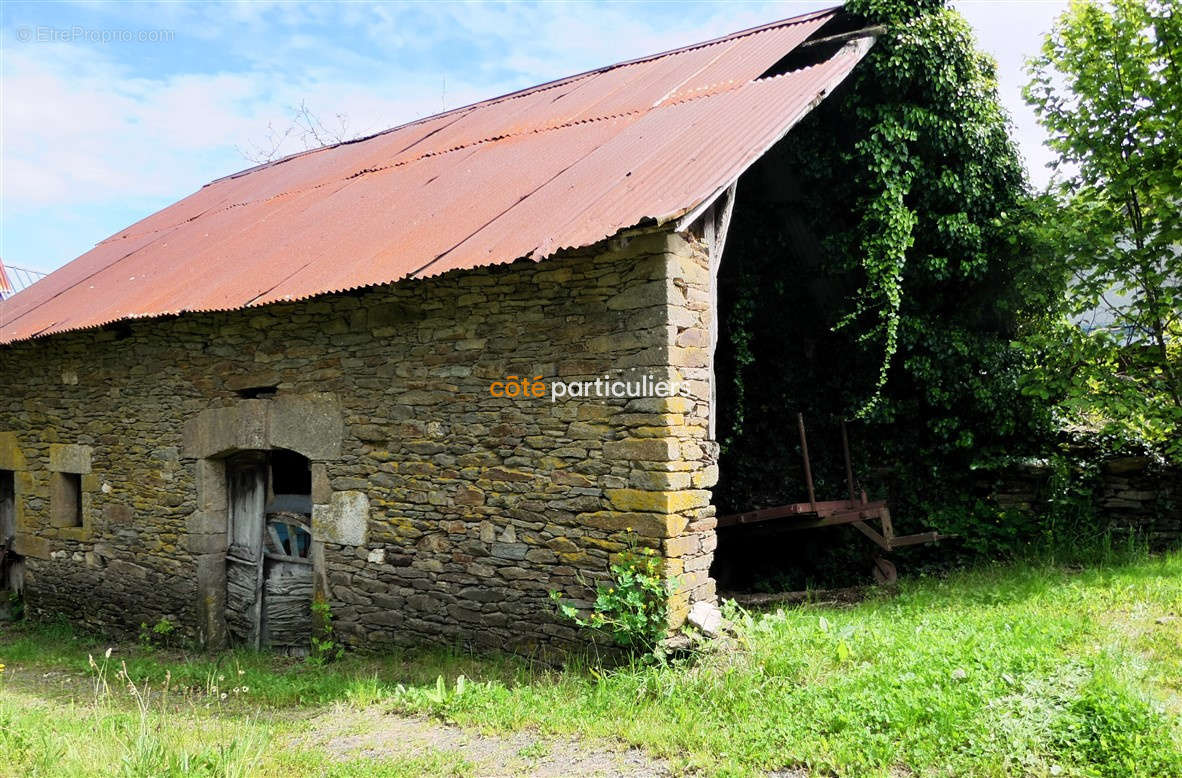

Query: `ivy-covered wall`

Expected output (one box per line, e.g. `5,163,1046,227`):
712,0,1062,579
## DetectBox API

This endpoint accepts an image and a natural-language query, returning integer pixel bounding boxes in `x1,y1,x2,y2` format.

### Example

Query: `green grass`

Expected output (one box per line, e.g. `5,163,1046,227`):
0,684,474,777
396,554,1182,777
2,552,1180,777
0,685,273,777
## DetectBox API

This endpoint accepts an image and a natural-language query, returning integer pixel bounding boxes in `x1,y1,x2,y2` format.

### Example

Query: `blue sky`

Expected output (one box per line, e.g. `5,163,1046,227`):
1,0,1067,277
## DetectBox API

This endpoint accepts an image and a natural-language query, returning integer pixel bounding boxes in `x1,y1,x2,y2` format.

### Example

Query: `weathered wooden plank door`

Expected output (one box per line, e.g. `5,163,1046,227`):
260,513,314,649
1,469,20,593
224,454,314,652
225,458,266,648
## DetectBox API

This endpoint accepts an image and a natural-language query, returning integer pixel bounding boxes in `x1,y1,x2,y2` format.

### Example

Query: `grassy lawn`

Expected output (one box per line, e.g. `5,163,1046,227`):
2,551,1180,777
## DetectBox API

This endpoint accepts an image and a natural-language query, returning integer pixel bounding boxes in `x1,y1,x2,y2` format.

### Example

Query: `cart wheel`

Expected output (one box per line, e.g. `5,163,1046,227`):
871,557,897,585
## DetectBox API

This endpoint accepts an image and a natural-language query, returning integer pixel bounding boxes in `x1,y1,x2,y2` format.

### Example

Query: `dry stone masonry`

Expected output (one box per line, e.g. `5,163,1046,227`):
987,453,1181,548
0,228,721,652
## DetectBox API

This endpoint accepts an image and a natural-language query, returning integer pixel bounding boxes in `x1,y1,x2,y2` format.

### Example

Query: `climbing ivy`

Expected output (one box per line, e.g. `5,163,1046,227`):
838,0,1032,418
715,0,1059,555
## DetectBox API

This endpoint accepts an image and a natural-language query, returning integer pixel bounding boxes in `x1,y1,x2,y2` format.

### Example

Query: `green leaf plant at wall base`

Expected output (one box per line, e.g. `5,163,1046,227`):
551,536,674,656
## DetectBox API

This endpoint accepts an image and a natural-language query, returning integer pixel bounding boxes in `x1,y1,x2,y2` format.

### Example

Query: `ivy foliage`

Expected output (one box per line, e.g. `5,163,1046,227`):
714,0,1058,553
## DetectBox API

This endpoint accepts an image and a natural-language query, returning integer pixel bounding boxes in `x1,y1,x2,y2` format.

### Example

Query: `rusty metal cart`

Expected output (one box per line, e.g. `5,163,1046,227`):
717,413,944,584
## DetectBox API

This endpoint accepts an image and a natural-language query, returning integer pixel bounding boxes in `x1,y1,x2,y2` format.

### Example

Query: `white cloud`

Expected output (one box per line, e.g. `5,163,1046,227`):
954,0,1067,188
4,47,252,205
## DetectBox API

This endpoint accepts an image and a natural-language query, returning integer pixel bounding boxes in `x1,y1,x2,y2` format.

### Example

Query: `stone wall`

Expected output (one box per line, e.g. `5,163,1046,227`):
0,228,720,652
987,454,1181,548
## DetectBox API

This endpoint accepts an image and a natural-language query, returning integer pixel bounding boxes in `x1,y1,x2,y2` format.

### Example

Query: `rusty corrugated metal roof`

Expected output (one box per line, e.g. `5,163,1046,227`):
0,6,871,344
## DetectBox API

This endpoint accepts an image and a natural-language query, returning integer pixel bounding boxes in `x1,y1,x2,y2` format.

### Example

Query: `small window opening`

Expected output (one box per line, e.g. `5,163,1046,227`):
236,385,279,399
52,472,83,528
269,449,311,498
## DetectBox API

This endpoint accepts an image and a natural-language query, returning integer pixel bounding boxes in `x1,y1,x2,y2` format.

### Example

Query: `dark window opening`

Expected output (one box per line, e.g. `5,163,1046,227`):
108,322,134,340
52,472,83,528
269,449,311,499
236,385,279,399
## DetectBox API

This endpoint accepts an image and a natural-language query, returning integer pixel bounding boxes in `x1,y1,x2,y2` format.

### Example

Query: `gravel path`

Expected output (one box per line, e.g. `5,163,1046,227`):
299,705,672,777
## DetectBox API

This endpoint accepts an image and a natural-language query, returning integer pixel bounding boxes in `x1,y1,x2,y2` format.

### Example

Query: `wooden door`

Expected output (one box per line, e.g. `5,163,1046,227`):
225,458,265,647
260,513,314,649
224,453,314,652
1,470,18,593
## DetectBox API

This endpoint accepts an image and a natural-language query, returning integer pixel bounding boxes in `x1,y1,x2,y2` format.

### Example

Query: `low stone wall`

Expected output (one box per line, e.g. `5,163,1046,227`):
987,453,1181,548
1093,456,1181,546
0,228,720,652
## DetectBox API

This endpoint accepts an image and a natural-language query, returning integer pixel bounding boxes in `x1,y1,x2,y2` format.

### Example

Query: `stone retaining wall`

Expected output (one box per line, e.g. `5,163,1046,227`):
987,453,1181,548
0,228,720,652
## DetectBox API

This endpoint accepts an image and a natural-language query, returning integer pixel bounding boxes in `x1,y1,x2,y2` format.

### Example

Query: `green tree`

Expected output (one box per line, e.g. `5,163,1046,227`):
1024,0,1182,461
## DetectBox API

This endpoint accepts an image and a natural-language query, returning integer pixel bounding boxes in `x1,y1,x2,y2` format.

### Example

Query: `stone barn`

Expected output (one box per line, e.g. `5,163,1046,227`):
0,7,879,652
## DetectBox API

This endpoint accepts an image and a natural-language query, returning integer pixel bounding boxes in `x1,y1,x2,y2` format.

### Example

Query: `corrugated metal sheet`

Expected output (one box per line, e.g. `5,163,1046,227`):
0,6,869,344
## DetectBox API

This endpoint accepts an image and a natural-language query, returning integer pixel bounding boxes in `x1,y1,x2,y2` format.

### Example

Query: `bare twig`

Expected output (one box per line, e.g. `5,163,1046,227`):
237,101,357,164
